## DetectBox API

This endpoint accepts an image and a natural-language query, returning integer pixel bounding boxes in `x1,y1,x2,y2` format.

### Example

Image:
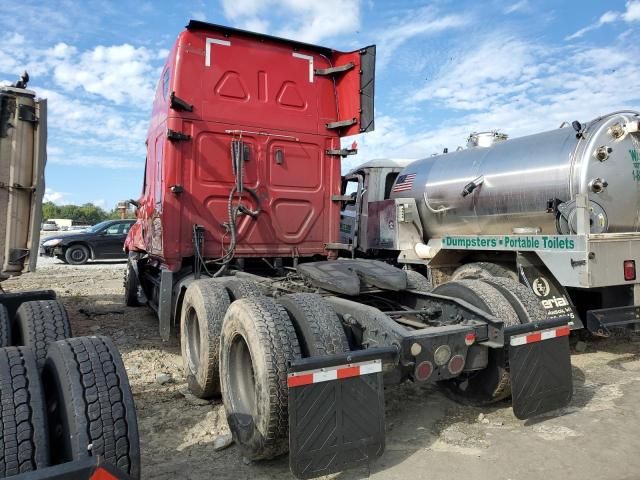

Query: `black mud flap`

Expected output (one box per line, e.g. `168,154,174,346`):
507,322,573,420
288,348,394,480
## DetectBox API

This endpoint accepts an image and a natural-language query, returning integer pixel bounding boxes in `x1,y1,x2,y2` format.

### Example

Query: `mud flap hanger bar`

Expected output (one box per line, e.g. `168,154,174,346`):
288,345,399,374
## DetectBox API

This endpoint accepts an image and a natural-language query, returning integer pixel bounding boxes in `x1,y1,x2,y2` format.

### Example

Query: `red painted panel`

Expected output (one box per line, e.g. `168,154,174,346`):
126,23,373,271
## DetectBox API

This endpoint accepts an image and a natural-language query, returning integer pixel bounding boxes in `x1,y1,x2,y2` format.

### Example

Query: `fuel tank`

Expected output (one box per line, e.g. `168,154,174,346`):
390,111,640,238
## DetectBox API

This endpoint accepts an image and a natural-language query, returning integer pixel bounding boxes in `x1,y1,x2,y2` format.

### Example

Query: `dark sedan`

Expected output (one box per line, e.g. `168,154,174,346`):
40,219,135,265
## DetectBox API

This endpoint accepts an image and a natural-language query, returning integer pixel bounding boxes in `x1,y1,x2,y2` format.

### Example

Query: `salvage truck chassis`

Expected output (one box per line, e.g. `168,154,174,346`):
130,255,573,479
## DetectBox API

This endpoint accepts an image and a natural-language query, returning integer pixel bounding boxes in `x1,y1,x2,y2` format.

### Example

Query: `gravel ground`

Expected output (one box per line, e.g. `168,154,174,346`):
4,256,640,480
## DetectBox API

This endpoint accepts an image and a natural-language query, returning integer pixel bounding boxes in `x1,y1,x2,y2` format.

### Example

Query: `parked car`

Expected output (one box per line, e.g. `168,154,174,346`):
41,220,59,231
40,219,135,264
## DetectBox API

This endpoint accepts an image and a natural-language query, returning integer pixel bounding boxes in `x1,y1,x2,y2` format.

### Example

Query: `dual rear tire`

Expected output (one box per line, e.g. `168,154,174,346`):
433,276,546,404
179,278,349,460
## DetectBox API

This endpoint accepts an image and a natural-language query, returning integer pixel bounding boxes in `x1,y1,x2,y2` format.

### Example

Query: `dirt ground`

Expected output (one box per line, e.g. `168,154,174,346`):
5,257,640,480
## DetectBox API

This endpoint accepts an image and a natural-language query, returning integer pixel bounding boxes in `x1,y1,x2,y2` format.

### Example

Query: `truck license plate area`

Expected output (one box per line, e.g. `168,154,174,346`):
288,358,385,479
508,325,573,419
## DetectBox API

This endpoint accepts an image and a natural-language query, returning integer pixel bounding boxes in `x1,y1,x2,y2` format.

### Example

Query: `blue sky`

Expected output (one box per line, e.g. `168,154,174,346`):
1,0,639,209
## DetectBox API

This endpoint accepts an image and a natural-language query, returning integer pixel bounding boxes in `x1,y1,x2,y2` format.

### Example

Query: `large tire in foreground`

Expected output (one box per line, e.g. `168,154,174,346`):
277,293,349,357
41,336,140,479
432,279,520,404
405,270,433,292
451,262,517,282
0,305,10,347
220,296,301,460
64,244,90,265
0,347,49,476
13,300,71,369
180,280,230,398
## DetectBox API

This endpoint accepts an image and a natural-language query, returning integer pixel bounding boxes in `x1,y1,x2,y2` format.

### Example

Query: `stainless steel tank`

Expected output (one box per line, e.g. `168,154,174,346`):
390,111,640,237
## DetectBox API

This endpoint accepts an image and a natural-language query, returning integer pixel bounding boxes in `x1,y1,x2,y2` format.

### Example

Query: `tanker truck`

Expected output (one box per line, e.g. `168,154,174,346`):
125,21,574,479
341,113,640,337
0,76,140,479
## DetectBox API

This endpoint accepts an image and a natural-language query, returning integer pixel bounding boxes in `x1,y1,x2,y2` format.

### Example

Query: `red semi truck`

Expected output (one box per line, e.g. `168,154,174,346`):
125,21,573,479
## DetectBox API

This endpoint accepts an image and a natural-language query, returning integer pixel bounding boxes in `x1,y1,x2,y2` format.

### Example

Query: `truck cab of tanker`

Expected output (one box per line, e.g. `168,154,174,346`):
339,158,414,254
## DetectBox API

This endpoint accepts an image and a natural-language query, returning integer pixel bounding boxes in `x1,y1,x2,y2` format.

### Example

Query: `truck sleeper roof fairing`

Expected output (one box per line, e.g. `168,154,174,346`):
126,21,376,270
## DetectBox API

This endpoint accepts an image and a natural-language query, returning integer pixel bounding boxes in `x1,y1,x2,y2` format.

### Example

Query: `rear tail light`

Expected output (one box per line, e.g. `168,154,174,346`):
464,332,476,346
448,355,465,375
414,361,433,382
624,260,636,281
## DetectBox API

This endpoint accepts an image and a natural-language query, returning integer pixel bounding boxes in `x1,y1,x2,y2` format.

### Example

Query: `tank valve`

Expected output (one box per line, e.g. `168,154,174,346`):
608,122,625,139
572,120,584,139
594,146,612,162
461,175,484,197
589,178,608,193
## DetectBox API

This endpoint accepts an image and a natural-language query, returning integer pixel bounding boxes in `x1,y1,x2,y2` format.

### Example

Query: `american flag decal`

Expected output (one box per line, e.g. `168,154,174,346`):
392,173,416,192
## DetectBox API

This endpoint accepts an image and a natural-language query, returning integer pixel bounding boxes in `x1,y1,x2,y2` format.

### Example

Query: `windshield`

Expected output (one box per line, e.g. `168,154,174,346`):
86,220,113,233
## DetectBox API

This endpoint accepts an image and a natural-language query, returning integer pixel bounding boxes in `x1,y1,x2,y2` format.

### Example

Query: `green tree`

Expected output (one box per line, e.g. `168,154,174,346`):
41,202,59,220
40,202,110,225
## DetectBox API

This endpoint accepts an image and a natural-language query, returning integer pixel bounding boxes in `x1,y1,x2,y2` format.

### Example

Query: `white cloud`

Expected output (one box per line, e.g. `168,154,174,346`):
220,0,359,44
190,10,207,21
624,0,640,21
567,1,640,40
375,7,469,67
50,44,157,105
411,35,536,110
504,0,529,14
221,0,267,20
275,0,359,44
43,188,70,204
347,32,640,162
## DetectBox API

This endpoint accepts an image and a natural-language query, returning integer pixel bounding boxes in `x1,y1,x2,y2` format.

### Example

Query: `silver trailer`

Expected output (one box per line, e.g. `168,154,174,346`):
0,79,47,278
341,111,640,335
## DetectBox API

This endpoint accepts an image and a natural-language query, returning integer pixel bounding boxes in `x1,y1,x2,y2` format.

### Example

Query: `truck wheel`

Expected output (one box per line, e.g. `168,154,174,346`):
220,296,301,460
180,280,230,398
124,261,142,307
432,279,519,404
0,347,49,476
405,270,433,292
224,278,263,301
41,336,140,479
64,244,90,265
277,293,349,357
479,277,547,324
0,304,10,347
13,300,72,369
451,262,517,281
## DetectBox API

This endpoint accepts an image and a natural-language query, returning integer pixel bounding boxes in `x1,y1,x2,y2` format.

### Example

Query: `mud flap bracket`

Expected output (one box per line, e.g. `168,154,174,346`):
506,320,573,420
288,348,394,479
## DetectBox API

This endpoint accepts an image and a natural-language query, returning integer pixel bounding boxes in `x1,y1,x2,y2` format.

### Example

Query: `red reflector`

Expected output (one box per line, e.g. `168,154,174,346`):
448,355,465,375
337,366,360,379
624,260,636,281
414,361,433,382
464,332,475,346
287,373,314,388
90,468,119,480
